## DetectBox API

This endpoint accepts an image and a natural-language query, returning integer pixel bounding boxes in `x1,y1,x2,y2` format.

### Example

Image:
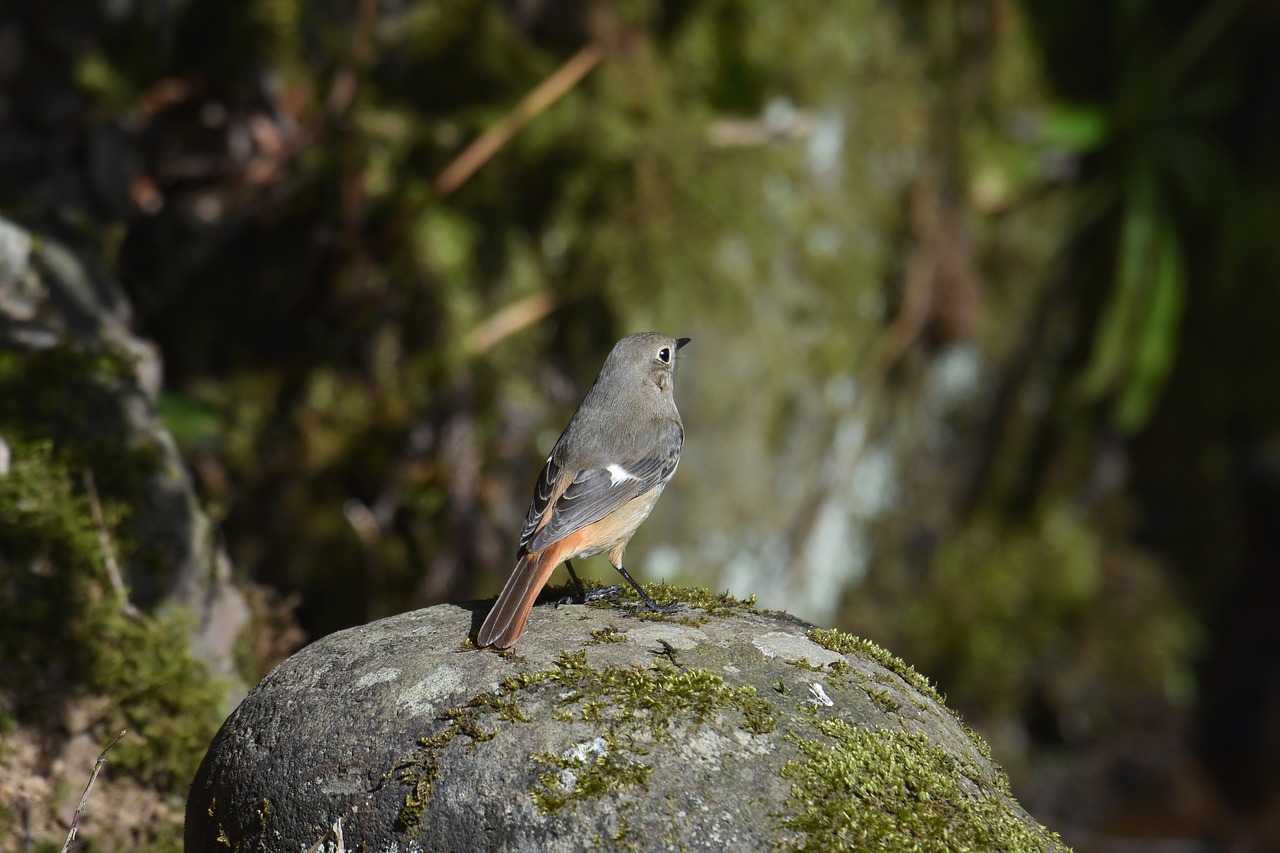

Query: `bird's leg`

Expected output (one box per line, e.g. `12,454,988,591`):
557,560,622,605
613,563,680,613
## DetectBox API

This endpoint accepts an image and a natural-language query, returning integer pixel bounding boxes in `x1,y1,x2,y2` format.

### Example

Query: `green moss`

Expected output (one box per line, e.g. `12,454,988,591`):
0,346,147,485
865,687,901,715
619,583,761,619
394,646,778,826
805,627,1010,791
589,626,628,644
784,657,827,672
777,720,1064,852
552,651,775,734
520,652,775,812
0,439,224,787
807,628,946,708
393,680,544,831
92,610,227,784
466,692,532,725
611,814,637,850
395,752,439,832
0,340,209,618
654,639,681,666
531,733,654,815
823,659,864,690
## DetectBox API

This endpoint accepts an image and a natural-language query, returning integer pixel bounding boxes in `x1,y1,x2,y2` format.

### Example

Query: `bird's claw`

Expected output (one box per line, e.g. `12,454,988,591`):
557,584,624,607
629,599,683,616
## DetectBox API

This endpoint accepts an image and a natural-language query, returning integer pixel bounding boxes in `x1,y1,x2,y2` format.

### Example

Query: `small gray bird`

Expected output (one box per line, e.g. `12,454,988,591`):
477,332,689,649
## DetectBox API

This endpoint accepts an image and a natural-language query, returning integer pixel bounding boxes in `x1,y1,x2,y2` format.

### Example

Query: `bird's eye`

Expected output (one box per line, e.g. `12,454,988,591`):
658,347,671,363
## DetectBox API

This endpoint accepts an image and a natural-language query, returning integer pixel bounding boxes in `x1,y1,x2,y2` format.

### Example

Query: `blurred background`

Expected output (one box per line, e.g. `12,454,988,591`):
2,0,1279,849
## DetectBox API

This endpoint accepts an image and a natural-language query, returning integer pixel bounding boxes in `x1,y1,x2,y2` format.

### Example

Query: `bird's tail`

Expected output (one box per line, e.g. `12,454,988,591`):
477,549,561,649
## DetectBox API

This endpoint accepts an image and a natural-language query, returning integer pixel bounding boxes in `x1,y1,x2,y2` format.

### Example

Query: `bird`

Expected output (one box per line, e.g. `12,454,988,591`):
477,332,689,649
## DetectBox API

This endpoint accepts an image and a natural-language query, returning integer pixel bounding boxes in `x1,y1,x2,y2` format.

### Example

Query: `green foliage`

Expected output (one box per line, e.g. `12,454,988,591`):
156,391,224,449
588,625,628,644
37,0,944,639
0,346,133,434
1073,173,1187,432
1030,0,1254,433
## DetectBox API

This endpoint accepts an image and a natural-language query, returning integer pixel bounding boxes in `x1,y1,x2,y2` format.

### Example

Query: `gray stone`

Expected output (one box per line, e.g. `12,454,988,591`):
186,594,1066,852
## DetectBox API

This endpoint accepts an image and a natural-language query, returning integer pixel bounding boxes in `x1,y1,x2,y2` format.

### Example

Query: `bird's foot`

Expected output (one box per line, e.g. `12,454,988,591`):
557,584,623,606
630,597,683,616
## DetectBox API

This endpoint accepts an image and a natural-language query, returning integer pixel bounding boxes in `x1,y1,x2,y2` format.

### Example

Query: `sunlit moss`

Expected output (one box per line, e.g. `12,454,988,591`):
807,627,946,708
778,719,1064,852
806,626,1005,788
588,625,629,644
530,732,653,815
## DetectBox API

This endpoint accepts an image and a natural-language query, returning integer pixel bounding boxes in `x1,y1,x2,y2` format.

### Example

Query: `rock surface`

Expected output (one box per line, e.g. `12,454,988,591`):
186,590,1066,852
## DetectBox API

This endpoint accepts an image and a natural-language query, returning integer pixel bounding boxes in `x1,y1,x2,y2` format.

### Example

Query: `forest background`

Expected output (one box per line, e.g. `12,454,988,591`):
2,0,1278,849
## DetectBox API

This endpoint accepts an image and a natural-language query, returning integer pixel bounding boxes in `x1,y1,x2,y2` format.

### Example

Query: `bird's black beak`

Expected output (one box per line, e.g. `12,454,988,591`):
675,337,691,351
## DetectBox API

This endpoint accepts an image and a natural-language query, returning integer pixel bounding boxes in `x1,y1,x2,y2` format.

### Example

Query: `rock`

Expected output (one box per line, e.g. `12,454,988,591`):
1,214,253,849
0,214,249,680
186,590,1066,852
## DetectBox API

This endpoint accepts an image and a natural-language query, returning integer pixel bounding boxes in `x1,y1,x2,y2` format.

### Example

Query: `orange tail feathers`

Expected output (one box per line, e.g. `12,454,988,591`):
477,549,563,649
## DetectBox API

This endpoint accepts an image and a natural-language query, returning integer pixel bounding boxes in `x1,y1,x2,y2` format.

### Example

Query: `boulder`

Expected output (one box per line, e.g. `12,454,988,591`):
186,589,1066,851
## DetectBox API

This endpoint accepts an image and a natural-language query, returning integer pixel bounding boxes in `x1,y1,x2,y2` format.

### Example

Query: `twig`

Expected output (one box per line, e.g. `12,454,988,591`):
373,44,604,259
61,730,127,853
433,43,604,197
82,471,142,620
463,291,556,355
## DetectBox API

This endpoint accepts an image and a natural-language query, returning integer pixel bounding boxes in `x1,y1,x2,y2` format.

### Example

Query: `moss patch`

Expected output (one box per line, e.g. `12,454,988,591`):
524,652,775,814
778,719,1063,852
547,581,763,628
806,626,1008,793
588,626,628,644
393,647,778,828
625,582,761,618
807,628,946,707
530,733,653,814
0,439,224,788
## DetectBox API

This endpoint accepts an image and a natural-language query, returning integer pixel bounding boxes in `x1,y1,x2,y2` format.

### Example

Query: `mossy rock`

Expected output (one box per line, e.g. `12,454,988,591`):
186,587,1067,851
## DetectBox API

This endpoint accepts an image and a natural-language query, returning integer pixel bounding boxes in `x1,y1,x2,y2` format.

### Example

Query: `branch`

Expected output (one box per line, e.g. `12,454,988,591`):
433,43,604,197
464,291,556,355
61,730,127,853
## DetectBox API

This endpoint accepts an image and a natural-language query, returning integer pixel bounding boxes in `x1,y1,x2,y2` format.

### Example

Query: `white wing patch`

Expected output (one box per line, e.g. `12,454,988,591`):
606,463,634,486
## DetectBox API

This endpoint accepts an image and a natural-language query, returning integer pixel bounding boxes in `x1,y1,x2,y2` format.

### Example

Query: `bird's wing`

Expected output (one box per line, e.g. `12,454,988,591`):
519,427,683,555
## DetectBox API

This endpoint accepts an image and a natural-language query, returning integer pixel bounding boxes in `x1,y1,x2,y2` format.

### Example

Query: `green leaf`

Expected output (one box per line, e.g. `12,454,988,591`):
1073,172,1186,432
1074,176,1157,404
157,392,224,448
1114,219,1186,431
1040,103,1111,153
